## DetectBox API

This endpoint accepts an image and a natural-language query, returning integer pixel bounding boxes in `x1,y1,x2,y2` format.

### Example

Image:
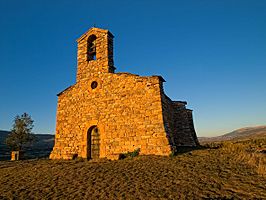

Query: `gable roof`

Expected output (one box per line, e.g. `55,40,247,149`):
57,85,75,96
76,27,114,43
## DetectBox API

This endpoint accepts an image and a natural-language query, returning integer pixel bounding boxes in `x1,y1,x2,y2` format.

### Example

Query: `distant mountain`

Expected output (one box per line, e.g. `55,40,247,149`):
199,126,266,143
0,130,54,160
0,130,11,160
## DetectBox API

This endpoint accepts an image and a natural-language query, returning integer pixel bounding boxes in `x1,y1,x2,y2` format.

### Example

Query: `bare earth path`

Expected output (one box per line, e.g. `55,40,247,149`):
0,147,266,199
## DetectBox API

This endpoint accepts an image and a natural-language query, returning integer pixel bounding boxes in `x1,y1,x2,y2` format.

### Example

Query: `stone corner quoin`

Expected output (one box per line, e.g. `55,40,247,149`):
49,27,199,160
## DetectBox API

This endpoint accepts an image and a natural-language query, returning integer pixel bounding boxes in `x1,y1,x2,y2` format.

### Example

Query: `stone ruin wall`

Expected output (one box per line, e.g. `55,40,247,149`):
161,92,199,149
50,73,172,160
172,102,199,146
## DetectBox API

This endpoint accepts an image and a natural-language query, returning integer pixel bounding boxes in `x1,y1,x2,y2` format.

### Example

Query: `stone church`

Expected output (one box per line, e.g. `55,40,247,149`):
50,27,199,160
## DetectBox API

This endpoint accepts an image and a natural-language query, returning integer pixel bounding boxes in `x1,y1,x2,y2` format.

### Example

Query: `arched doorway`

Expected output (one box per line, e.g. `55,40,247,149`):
87,126,100,159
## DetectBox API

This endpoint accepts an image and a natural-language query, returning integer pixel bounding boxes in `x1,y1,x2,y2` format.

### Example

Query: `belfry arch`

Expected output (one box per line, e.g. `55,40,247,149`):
87,35,97,61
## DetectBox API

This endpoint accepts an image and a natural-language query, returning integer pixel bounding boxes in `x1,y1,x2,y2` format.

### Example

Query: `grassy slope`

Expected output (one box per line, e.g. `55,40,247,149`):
0,138,265,199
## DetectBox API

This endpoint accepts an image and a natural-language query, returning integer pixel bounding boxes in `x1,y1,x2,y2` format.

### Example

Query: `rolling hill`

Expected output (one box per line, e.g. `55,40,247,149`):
199,125,266,143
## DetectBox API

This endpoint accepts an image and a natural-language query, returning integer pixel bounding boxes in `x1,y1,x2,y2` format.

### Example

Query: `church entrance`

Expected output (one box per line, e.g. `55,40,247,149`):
87,126,100,159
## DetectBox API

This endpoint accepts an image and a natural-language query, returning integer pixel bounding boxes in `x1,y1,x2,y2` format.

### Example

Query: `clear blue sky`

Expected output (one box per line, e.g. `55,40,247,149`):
0,0,265,137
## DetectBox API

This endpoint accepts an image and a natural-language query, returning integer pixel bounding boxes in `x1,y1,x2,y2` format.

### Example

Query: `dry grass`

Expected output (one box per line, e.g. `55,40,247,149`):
215,138,266,177
0,138,265,199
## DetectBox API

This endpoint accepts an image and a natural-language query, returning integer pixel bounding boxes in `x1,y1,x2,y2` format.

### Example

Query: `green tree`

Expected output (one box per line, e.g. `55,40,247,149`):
6,113,36,151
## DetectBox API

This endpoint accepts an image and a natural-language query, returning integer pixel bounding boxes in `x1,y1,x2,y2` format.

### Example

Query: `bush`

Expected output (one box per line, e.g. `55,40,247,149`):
119,148,140,160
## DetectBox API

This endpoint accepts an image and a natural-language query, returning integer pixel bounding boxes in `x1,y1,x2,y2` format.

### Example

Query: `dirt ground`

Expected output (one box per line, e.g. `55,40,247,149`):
0,142,266,200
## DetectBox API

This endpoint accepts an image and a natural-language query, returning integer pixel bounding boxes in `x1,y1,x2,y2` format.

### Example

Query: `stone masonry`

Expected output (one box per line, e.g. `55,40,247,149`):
49,27,199,160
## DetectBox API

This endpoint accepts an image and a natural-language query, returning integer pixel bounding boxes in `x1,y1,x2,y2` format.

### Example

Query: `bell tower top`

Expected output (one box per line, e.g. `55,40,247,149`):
76,27,115,82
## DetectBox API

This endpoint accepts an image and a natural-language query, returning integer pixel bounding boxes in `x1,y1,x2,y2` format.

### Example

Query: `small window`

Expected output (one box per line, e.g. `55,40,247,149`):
87,35,97,61
91,81,98,89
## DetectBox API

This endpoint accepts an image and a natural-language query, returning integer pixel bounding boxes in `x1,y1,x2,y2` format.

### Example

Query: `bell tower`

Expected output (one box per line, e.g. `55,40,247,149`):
76,27,115,82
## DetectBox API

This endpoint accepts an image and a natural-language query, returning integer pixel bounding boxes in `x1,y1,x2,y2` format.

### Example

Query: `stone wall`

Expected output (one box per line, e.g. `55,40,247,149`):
161,92,199,150
50,73,172,160
172,101,199,146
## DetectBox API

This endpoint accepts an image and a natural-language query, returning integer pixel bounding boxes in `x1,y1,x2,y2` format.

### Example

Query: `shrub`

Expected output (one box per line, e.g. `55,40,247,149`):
119,148,140,159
